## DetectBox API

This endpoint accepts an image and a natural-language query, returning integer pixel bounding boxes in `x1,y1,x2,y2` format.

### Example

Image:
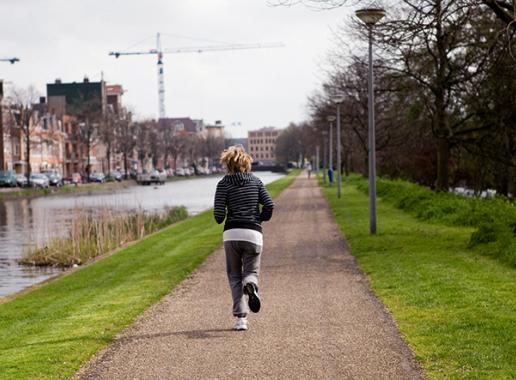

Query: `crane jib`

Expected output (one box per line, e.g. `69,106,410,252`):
108,33,284,118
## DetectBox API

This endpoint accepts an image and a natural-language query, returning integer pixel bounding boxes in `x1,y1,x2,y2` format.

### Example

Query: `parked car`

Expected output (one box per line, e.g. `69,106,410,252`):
42,171,63,187
175,168,186,176
107,171,123,182
30,173,50,188
137,170,166,185
16,174,28,187
89,172,106,183
196,167,208,175
150,170,167,185
0,170,18,187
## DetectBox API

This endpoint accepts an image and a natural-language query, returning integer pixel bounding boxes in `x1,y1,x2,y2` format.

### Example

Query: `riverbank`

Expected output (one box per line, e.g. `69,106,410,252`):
0,173,226,202
320,177,516,379
0,170,299,380
20,206,189,267
0,180,133,202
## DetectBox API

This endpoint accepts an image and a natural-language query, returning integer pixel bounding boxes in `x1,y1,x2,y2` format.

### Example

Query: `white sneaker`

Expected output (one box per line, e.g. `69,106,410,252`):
234,317,248,331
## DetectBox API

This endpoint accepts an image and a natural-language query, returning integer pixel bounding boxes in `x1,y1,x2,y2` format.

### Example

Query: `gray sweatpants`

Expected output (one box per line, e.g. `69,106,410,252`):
224,240,262,317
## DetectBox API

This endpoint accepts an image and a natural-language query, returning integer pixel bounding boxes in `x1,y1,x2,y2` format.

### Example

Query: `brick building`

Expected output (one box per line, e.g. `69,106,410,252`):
248,127,280,165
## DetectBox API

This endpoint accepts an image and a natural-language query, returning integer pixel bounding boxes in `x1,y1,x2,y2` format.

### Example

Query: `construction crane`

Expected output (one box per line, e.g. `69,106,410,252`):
109,33,284,118
0,57,19,64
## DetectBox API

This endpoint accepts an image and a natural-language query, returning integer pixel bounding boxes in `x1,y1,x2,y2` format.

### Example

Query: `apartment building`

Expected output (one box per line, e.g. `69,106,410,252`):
248,127,280,165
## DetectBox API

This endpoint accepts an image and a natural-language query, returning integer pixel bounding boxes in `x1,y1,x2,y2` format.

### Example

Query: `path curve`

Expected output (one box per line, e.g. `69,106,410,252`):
75,175,423,379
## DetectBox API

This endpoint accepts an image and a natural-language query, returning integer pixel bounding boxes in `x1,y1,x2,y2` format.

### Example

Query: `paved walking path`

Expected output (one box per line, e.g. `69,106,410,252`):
75,175,423,379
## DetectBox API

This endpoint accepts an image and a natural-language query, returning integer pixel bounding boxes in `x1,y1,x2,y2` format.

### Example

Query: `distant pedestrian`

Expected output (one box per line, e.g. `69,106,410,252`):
214,145,274,331
306,162,312,179
328,168,334,185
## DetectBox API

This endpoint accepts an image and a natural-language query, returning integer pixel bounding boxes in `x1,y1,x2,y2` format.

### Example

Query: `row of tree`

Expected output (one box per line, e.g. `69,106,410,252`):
275,0,515,195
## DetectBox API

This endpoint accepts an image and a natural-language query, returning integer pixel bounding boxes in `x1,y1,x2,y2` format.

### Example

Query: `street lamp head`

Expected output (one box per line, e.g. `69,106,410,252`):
355,8,386,26
327,115,336,122
331,94,345,105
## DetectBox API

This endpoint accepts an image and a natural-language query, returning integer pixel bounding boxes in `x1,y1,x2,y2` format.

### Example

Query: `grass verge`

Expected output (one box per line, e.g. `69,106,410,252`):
0,169,299,380
348,174,516,266
320,177,516,379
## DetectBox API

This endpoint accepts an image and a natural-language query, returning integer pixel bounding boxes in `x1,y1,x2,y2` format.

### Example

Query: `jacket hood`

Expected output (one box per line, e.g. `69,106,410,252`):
224,172,255,187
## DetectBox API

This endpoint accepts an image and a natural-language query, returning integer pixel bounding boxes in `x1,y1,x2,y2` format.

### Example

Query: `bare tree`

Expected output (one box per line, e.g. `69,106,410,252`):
357,1,498,189
0,80,4,170
98,107,117,174
201,134,225,168
184,134,201,172
115,112,136,178
269,0,515,29
146,120,162,169
68,96,102,180
134,121,150,172
275,122,313,166
9,86,40,185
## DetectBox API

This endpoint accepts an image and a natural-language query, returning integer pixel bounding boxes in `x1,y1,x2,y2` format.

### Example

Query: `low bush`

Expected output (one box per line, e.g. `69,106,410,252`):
348,174,516,266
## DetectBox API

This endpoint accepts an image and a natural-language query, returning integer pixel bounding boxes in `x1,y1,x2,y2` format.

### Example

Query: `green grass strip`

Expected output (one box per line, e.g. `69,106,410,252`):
320,179,516,379
0,170,299,380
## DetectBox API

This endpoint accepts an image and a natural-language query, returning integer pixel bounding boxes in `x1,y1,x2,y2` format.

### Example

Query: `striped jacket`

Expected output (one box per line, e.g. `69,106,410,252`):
214,172,274,232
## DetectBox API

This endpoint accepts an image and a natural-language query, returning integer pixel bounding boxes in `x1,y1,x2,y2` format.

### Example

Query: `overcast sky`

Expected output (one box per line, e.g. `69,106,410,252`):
0,0,354,138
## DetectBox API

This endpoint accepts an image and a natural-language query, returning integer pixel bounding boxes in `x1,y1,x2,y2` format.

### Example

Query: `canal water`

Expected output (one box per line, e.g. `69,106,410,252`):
0,172,284,297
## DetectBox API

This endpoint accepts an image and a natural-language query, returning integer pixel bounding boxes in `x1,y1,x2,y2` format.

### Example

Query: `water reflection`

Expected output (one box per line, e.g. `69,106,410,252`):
0,172,284,297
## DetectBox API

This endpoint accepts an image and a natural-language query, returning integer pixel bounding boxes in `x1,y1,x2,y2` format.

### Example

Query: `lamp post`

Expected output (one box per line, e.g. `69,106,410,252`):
331,94,345,198
315,145,320,175
327,115,336,186
356,7,385,234
322,130,328,183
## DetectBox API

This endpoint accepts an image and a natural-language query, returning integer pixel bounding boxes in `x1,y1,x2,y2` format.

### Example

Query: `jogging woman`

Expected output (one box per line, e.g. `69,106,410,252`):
213,145,274,331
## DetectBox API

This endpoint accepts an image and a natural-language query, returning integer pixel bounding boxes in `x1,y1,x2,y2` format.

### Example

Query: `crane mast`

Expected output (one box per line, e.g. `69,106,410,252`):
109,33,283,119
156,33,166,118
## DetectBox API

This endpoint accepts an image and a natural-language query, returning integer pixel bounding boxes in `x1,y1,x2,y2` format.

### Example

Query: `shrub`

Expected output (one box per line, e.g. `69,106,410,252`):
348,174,516,266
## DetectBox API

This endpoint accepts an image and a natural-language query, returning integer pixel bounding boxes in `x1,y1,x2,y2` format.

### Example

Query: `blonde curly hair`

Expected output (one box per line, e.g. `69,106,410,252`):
220,145,253,174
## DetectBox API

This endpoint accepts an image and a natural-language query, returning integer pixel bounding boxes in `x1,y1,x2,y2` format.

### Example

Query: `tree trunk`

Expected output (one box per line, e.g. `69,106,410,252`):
496,163,510,197
25,127,31,186
435,137,450,191
106,142,111,174
123,151,128,178
0,101,4,171
86,119,91,181
434,0,450,192
343,150,349,177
